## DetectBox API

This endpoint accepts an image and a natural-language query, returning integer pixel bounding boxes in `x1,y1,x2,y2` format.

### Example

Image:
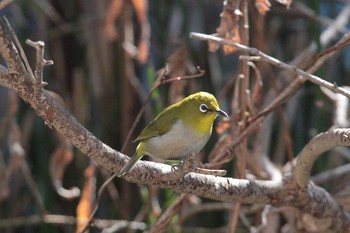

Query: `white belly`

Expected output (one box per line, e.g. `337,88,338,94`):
144,120,211,160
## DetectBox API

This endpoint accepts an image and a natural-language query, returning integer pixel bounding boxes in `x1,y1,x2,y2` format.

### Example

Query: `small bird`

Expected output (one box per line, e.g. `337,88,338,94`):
118,91,228,177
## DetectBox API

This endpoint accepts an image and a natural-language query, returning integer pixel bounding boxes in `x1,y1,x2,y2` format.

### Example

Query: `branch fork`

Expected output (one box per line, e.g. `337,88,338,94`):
2,17,350,232
25,39,53,97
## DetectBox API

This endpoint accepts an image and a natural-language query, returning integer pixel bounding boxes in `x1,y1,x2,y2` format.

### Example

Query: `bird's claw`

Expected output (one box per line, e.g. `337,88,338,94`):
171,160,184,173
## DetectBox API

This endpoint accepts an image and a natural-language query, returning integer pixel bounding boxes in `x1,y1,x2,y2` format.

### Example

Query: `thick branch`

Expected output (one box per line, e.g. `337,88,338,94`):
294,128,350,189
0,54,280,206
0,19,29,84
0,20,350,232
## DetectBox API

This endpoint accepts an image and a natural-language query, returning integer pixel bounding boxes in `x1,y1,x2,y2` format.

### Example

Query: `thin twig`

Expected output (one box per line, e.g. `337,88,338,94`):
206,116,264,168
80,173,117,233
248,32,350,124
149,194,187,233
2,17,34,80
0,17,28,83
2,15,350,232
0,214,147,231
81,65,205,233
120,65,169,153
311,163,350,185
121,65,205,153
180,202,233,224
230,1,249,231
190,32,350,99
25,39,52,96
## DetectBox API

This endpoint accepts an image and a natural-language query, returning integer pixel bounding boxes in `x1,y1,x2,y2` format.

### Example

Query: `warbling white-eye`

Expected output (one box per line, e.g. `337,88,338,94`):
118,91,228,177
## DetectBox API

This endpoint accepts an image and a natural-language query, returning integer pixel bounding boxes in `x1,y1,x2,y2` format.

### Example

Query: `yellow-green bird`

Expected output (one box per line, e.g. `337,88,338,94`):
118,91,228,177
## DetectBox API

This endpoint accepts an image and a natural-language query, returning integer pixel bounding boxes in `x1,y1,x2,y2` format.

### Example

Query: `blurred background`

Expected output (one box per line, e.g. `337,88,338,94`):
0,0,350,232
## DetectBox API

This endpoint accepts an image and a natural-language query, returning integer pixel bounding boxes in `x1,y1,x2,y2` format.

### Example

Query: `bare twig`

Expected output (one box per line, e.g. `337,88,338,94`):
294,2,349,34
81,64,206,232
206,115,264,167
2,17,34,80
149,194,187,233
0,18,28,84
321,85,350,128
0,214,147,231
190,32,350,99
25,39,53,96
79,173,116,233
121,65,205,153
180,202,233,224
230,1,250,231
311,163,350,185
1,13,350,233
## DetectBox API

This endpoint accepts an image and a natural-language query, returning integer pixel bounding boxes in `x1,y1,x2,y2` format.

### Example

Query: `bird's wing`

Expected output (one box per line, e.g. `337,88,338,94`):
133,106,178,142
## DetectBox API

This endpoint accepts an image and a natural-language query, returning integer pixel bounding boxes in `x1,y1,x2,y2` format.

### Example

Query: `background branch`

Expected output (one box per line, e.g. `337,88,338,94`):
294,128,350,189
1,2,350,232
190,32,350,99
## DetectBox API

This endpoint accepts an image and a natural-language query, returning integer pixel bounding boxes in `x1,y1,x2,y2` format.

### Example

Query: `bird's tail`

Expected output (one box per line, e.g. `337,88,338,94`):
118,154,142,177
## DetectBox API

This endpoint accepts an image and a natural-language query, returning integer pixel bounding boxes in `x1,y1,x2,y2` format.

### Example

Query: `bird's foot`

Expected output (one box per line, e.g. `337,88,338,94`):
165,157,196,176
169,154,197,174
161,153,227,182
183,153,227,176
169,160,184,173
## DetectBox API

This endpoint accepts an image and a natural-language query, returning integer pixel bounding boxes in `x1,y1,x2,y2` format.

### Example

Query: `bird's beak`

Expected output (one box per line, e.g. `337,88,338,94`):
215,109,229,118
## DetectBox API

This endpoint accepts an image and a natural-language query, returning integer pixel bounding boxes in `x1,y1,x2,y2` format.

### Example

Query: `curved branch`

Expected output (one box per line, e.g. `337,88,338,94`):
1,19,350,232
0,63,285,204
0,19,282,205
294,128,350,189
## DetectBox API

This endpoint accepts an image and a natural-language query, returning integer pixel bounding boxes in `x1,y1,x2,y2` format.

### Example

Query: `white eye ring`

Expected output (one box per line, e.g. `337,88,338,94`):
199,104,208,113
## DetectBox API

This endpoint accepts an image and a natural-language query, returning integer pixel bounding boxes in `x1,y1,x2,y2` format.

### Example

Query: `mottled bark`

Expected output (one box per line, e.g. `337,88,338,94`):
0,20,350,232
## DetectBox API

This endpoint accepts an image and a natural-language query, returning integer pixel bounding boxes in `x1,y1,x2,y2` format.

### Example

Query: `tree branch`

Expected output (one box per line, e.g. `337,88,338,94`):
294,128,350,189
1,19,350,232
190,32,350,99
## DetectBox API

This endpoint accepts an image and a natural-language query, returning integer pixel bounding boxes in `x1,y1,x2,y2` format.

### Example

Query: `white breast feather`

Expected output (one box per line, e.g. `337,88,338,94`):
145,120,211,160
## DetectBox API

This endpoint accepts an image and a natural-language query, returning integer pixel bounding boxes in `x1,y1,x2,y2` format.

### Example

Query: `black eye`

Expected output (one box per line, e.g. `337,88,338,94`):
199,104,208,113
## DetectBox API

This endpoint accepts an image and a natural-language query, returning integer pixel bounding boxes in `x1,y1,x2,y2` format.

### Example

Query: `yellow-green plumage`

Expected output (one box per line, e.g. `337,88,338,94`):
118,92,228,177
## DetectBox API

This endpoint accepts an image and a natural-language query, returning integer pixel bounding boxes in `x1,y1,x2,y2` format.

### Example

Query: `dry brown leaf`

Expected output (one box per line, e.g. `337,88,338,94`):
223,27,241,55
255,0,271,15
76,164,96,233
211,0,237,53
216,0,237,37
255,0,292,14
216,120,231,134
105,0,150,62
